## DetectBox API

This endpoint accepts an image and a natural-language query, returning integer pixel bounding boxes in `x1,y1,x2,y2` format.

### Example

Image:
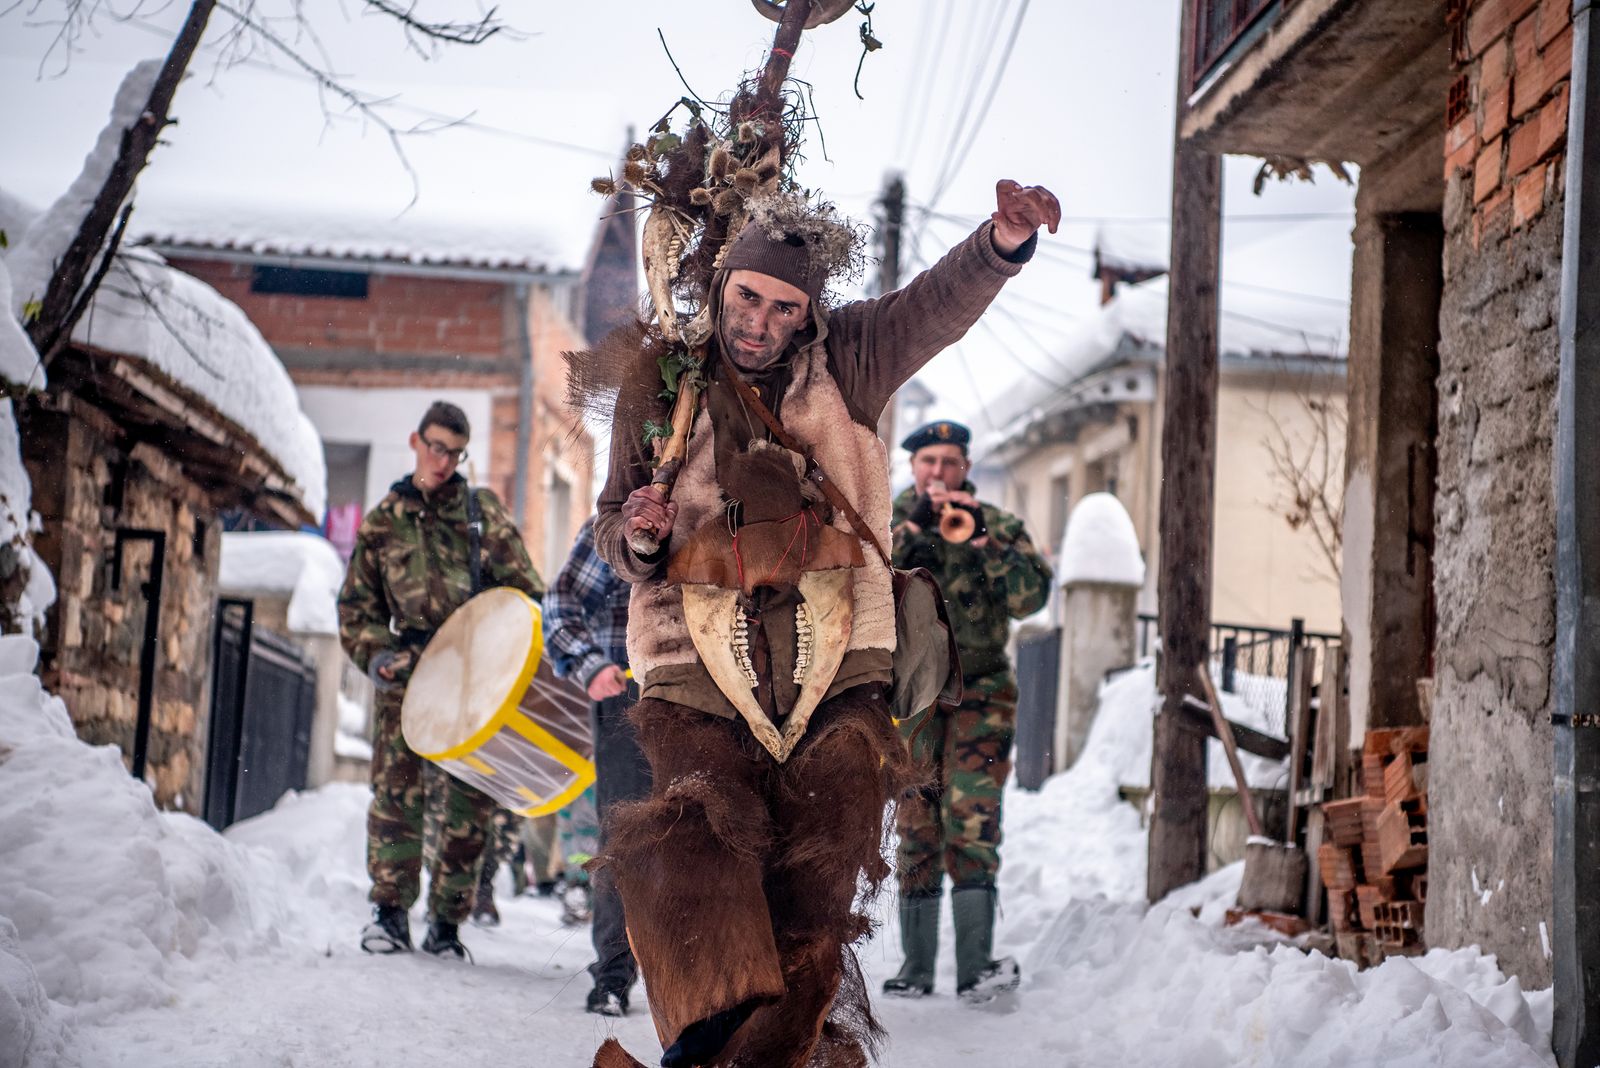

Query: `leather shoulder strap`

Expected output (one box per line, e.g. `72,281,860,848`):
718,352,892,569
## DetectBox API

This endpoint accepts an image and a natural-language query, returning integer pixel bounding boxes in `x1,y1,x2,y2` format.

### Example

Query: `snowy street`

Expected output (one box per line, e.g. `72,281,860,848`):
1,640,1557,1068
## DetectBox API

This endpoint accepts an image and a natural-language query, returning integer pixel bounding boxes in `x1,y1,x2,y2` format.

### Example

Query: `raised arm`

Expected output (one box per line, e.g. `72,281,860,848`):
828,180,1060,420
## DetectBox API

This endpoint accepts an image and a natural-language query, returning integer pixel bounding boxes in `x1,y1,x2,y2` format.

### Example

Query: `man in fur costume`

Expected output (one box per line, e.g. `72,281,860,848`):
591,180,1060,1068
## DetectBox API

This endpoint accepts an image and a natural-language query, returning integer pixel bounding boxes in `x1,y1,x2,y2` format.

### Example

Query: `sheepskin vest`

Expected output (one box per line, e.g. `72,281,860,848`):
626,344,896,690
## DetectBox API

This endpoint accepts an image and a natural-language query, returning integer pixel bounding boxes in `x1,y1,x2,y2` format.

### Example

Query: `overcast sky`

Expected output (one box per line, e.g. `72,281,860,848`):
0,0,1357,432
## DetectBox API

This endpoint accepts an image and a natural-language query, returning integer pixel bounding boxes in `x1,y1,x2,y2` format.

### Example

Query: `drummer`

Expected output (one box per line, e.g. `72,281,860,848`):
338,400,545,960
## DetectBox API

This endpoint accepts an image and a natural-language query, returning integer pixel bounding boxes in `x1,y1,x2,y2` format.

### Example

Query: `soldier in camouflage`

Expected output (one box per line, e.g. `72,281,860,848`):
885,419,1051,1004
338,400,544,960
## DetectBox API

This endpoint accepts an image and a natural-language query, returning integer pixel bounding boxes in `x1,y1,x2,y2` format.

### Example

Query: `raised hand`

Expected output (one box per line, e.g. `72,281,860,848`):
991,179,1062,255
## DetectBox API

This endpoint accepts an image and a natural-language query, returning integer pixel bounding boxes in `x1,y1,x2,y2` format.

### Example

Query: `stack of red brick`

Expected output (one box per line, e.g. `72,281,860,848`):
1317,727,1430,966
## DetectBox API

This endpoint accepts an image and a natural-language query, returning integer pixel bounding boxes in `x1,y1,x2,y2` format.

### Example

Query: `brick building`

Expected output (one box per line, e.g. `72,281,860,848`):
13,247,325,813
1153,0,1577,998
147,196,637,579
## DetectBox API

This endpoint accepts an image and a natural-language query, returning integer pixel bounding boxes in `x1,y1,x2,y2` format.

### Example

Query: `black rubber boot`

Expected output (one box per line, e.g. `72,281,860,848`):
420,920,473,962
659,999,761,1068
359,904,412,954
952,885,1019,1004
882,892,940,997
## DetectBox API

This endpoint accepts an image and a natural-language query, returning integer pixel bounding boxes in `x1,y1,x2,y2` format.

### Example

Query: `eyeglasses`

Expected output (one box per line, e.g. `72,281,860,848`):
421,436,468,465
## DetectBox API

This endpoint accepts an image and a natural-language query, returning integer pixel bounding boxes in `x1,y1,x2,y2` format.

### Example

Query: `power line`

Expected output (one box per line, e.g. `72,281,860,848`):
929,0,1032,209
925,0,1012,207
921,204,1354,226
893,0,945,167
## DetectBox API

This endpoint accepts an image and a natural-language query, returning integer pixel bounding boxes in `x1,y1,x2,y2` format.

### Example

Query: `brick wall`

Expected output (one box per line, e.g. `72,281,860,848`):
168,258,510,360
21,396,221,813
1447,0,1571,241
1428,0,1567,986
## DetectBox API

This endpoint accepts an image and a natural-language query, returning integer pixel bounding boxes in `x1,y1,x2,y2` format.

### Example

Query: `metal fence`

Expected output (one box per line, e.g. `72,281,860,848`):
204,600,317,831
1137,613,1340,739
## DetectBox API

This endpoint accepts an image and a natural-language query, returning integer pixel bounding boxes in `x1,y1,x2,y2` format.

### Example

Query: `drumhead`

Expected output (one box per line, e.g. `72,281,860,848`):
401,587,542,757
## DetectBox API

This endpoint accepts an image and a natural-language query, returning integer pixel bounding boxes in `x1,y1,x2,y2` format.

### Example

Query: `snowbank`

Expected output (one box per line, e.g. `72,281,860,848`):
0,400,56,632
0,636,292,1028
1056,491,1145,587
219,531,344,635
1013,895,1552,1067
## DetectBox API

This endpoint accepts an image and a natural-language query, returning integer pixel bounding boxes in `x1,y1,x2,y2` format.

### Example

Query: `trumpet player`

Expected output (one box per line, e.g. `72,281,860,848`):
887,419,1052,1003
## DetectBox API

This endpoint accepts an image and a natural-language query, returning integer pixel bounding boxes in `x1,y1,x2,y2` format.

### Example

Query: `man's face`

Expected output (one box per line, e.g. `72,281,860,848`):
720,269,811,371
409,425,468,492
911,444,970,496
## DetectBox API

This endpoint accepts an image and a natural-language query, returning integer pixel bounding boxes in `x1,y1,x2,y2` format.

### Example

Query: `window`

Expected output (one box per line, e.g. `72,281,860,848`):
250,265,369,299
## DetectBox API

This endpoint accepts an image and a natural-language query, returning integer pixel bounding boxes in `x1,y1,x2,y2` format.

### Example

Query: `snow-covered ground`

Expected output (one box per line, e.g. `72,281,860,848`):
0,639,1554,1068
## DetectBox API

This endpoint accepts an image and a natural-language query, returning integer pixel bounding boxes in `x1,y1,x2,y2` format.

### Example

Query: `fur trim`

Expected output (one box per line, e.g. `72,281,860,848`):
627,344,896,687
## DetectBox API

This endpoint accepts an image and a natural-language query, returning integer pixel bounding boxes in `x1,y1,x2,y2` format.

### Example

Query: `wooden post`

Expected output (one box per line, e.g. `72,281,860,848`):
1148,0,1223,903
1554,9,1600,1064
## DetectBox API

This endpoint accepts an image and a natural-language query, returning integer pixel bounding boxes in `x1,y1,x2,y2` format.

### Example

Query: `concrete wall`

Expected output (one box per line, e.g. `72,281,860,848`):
22,398,221,814
999,372,1344,633
1427,0,1571,983
297,386,497,508
1211,375,1344,633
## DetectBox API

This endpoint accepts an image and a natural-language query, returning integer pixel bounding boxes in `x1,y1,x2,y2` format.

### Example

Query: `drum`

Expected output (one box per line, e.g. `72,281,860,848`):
401,587,595,817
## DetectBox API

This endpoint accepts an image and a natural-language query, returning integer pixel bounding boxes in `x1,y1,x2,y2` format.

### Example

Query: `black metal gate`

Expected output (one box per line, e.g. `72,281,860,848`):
1014,629,1062,791
204,599,317,830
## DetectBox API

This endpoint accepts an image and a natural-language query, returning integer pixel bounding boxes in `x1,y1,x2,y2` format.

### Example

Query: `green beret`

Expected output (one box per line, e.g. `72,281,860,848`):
900,420,970,454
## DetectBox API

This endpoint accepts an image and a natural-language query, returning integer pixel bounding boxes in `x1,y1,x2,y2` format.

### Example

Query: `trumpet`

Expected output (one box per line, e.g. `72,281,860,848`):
927,480,978,543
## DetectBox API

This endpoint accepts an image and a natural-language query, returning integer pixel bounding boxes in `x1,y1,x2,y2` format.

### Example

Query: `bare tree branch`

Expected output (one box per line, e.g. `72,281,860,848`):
41,202,133,368
1256,370,1346,586
25,0,216,359
360,0,506,48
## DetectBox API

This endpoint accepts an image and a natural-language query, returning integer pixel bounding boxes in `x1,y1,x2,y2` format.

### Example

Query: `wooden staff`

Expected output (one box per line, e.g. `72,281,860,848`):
627,0,813,556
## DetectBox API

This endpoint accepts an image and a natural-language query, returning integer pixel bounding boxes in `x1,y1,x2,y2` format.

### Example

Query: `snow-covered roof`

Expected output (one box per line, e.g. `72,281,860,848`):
218,531,345,636
979,274,1347,458
1057,492,1145,588
1093,224,1169,277
137,200,571,275
2,61,325,520
77,249,328,519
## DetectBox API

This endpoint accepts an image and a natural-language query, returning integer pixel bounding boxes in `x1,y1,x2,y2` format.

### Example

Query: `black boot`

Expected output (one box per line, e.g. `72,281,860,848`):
359,904,412,954
882,892,939,997
420,920,473,962
471,862,500,927
952,886,1019,1004
659,999,761,1068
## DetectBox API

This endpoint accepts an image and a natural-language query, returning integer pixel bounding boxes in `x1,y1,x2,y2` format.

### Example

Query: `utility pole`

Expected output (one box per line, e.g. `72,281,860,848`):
1553,6,1600,1064
1147,0,1222,902
876,171,906,446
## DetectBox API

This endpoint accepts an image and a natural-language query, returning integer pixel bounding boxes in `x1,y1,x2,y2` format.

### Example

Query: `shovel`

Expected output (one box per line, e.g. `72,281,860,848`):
1196,665,1306,914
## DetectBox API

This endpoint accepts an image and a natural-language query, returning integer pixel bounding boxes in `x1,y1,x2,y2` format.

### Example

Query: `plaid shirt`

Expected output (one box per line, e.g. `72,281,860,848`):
543,516,629,687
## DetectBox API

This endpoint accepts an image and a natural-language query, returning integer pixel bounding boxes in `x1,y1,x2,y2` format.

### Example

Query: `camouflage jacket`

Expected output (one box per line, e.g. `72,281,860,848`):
891,482,1051,681
338,473,545,675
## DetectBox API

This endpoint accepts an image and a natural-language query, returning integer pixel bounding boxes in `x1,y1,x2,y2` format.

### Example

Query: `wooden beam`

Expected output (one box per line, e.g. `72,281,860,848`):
1177,695,1291,762
1148,0,1224,899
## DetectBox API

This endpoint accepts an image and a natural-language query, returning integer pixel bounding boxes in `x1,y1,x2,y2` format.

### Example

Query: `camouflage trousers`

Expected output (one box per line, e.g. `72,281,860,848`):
894,672,1018,895
367,686,496,924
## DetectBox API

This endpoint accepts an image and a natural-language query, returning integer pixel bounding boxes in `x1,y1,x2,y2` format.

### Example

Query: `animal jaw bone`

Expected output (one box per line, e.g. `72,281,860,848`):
777,568,852,758
748,0,858,30
683,584,784,759
679,570,853,763
642,204,693,343
793,601,813,684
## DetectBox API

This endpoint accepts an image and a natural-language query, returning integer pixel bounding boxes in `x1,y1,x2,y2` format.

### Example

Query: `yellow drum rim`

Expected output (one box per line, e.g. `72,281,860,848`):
504,708,597,817
415,589,544,762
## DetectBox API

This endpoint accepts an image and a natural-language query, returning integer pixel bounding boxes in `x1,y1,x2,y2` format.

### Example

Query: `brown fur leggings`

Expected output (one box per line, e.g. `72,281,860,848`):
598,685,912,1068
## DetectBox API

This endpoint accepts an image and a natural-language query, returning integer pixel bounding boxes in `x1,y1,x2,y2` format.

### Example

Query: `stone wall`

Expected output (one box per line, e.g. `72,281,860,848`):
1429,0,1568,980
22,396,221,814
